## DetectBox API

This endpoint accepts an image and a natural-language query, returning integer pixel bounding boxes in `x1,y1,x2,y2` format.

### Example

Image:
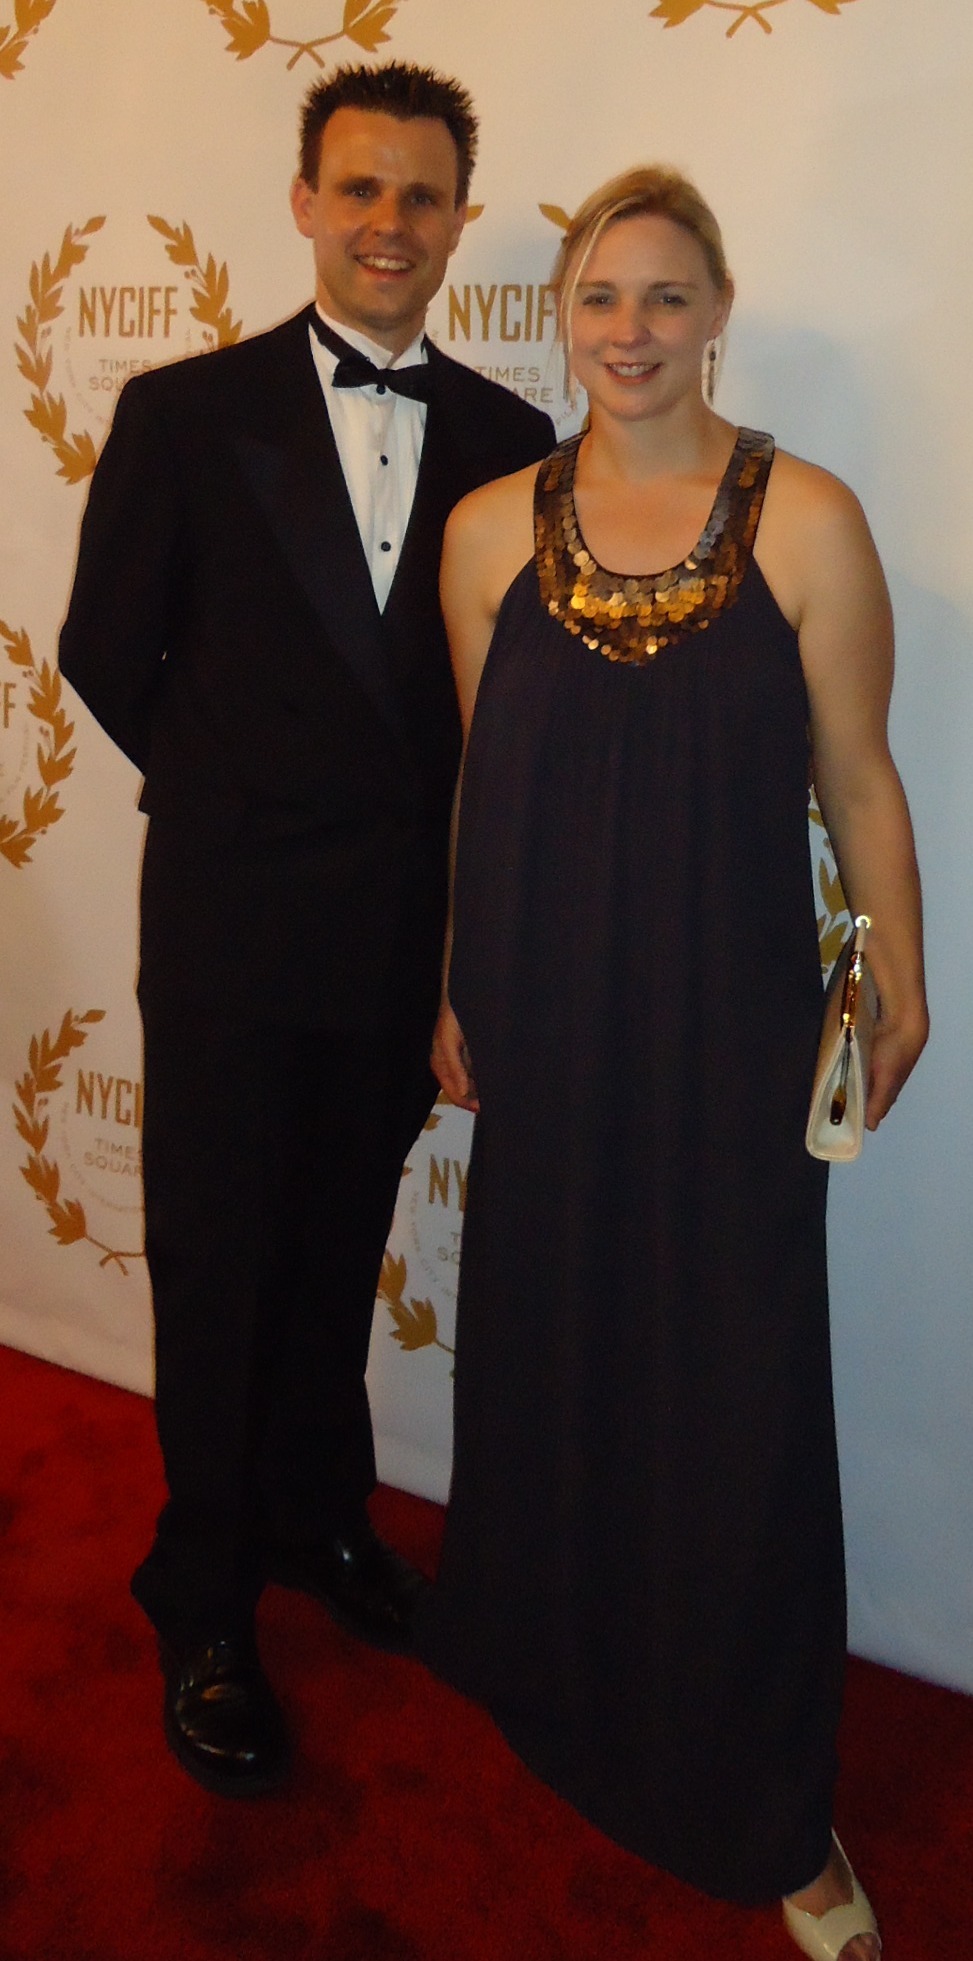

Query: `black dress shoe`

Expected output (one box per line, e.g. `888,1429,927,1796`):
266,1524,430,1653
160,1636,291,1797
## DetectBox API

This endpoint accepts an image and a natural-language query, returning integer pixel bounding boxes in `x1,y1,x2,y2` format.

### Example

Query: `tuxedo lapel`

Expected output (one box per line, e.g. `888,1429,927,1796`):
383,344,471,639
384,416,448,635
233,313,407,742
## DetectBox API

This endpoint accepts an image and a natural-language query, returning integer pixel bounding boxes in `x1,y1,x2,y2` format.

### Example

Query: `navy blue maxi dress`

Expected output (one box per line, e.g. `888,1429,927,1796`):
419,431,845,1906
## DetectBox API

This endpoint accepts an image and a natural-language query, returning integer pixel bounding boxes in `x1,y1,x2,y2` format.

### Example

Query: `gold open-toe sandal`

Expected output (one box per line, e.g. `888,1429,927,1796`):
782,1836,881,1960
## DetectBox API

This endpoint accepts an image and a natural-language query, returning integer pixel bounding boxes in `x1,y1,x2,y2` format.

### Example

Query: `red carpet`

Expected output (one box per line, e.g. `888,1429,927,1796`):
1,1342,970,1960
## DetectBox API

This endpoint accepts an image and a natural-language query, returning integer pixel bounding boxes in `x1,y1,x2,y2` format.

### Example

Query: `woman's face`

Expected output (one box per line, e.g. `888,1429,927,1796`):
568,212,730,420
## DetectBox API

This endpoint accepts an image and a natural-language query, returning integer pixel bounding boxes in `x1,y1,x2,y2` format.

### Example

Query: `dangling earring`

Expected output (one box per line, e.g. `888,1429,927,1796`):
705,337,719,406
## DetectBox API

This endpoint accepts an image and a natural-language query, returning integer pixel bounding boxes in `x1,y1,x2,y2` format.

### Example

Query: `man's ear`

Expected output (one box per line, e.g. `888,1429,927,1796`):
290,175,315,238
447,203,468,257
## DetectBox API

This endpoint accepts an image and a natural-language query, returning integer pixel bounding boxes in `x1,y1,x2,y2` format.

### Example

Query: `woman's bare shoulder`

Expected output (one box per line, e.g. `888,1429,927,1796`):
445,458,541,547
447,457,543,531
443,458,542,613
757,446,886,630
764,446,869,535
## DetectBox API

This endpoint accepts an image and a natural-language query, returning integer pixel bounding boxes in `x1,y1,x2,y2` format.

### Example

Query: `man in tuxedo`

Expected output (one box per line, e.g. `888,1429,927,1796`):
59,62,554,1796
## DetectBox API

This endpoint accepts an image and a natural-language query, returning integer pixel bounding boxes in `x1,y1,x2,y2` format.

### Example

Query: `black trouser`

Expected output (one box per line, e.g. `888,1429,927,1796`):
131,994,435,1648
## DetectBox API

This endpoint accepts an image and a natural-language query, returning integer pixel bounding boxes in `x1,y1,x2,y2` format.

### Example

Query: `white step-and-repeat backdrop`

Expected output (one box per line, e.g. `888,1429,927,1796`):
1,0,971,1695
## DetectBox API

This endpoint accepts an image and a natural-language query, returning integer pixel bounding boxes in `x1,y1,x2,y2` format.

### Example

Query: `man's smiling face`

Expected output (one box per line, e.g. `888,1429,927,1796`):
291,107,467,357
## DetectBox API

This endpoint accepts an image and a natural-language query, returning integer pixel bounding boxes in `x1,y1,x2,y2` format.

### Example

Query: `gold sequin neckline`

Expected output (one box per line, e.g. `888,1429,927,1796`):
534,426,775,666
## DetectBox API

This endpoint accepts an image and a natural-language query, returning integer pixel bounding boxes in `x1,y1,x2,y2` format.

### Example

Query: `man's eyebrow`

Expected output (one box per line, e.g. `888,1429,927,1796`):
401,178,448,200
335,174,447,199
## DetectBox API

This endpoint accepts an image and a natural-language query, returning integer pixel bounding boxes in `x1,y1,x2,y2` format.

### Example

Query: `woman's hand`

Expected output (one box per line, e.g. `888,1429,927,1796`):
867,998,929,1131
431,1000,480,1112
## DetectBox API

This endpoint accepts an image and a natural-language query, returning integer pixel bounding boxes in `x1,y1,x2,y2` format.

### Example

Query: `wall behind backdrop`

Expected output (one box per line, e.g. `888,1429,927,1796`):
1,0,970,1696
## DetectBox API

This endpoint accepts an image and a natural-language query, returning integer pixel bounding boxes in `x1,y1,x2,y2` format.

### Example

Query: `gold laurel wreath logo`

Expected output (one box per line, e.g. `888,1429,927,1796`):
16,217,242,484
146,216,244,348
203,0,403,69
17,217,106,483
0,0,57,80
0,620,75,867
650,0,856,36
377,1250,455,1361
378,1098,455,1360
14,1011,147,1274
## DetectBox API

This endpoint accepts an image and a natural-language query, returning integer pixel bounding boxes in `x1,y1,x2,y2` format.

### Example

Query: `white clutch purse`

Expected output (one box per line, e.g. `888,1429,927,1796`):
806,914,879,1163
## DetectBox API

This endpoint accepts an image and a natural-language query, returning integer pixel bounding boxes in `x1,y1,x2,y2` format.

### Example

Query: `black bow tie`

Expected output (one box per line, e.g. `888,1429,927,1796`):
309,310,434,403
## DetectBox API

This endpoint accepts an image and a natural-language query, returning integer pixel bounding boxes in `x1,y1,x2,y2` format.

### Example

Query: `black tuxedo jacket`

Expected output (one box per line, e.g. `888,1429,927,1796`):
60,308,554,1026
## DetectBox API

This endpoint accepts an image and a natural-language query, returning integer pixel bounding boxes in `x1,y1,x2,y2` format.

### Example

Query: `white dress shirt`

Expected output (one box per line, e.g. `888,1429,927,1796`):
309,307,427,613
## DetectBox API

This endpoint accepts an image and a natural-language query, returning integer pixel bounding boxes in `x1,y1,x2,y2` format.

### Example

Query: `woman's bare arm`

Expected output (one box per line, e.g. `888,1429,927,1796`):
431,467,536,1110
760,456,928,1128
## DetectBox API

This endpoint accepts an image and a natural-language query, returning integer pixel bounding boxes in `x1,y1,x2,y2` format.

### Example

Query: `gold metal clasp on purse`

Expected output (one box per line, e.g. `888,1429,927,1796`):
830,915,871,1126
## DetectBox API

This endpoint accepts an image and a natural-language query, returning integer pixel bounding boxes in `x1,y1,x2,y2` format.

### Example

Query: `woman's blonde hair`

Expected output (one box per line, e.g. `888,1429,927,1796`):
552,166,732,386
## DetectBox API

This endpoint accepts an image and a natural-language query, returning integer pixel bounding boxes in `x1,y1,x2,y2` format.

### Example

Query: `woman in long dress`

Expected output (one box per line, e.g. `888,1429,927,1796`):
423,167,927,1960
